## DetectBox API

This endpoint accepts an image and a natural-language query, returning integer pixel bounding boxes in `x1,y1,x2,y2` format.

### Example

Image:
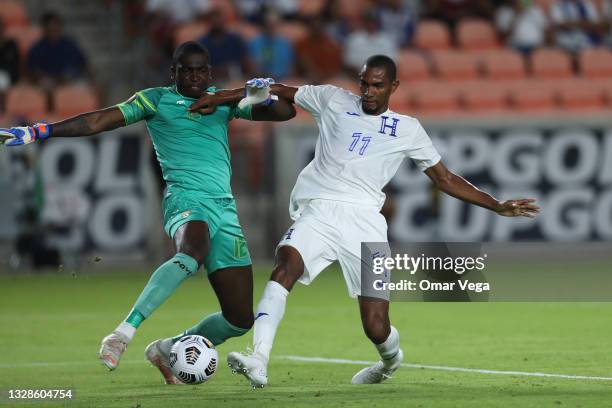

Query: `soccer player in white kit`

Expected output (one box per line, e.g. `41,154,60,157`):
192,55,540,387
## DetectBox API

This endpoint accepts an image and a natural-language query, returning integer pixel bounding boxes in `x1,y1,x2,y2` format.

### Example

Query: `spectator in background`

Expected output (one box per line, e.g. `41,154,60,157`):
550,0,605,53
321,0,351,43
199,8,253,84
249,10,294,79
496,0,550,54
602,0,612,46
0,18,20,93
375,0,416,47
426,0,494,30
295,16,342,83
146,0,210,24
27,12,88,89
343,11,398,75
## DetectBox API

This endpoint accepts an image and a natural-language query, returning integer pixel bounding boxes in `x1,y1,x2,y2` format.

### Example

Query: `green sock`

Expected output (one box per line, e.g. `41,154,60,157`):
128,253,198,326
172,312,249,346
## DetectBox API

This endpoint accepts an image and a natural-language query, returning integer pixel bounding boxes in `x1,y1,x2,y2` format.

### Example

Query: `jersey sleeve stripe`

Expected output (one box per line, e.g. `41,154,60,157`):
137,92,157,112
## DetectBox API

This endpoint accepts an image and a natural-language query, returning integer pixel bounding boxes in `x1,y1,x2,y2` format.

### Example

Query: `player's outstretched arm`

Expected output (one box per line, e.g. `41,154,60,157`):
0,106,126,146
425,161,540,218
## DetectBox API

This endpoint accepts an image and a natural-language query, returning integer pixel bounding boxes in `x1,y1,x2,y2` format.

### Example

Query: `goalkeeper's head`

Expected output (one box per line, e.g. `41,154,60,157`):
359,55,399,116
171,41,212,99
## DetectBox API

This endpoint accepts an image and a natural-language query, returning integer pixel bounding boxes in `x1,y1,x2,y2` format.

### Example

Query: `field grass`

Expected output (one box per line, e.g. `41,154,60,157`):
1,264,611,408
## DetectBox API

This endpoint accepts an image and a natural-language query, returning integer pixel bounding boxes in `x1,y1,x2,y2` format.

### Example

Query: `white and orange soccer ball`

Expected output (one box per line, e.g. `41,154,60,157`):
169,335,218,384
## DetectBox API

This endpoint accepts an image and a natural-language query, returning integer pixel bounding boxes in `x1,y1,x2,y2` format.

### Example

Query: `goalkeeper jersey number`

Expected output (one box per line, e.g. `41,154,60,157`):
117,86,252,198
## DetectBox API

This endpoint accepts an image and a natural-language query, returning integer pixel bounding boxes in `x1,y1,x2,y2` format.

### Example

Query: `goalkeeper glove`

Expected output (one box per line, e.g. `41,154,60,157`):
0,123,52,146
237,77,278,109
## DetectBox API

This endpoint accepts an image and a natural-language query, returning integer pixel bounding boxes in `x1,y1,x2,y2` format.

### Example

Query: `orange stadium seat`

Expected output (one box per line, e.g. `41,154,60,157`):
389,86,411,113
457,19,499,50
6,25,41,56
431,51,480,81
531,48,573,79
276,22,308,44
0,0,29,28
557,79,605,110
592,78,612,106
414,20,451,50
409,81,461,113
328,76,360,94
174,23,208,47
481,49,527,80
396,51,431,82
6,85,47,121
460,81,510,112
228,119,268,188
336,0,369,19
579,48,612,79
510,80,557,112
53,84,99,119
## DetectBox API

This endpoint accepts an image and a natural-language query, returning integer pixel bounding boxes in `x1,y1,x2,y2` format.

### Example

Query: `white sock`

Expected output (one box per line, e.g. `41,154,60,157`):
253,280,289,364
375,325,400,363
115,322,136,342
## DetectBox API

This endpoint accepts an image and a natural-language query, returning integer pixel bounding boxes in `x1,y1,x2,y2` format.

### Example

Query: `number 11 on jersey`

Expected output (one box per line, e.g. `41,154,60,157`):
348,132,372,156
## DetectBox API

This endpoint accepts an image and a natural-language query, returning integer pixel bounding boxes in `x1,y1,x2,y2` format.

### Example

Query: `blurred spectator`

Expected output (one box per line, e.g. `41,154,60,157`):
496,0,550,54
550,0,605,53
295,17,342,83
199,8,253,84
426,0,494,30
321,0,351,43
249,11,294,79
234,0,299,23
343,12,398,74
375,0,416,47
27,12,88,88
0,18,20,93
603,0,612,46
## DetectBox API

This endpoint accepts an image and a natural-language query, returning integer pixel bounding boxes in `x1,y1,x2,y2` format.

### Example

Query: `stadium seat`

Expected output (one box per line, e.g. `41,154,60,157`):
5,84,47,121
228,119,268,188
396,51,431,82
409,81,461,113
579,48,612,79
276,22,308,44
0,0,29,28
592,78,612,107
531,48,573,79
510,80,557,112
52,84,99,118
174,23,208,47
481,49,527,80
389,86,411,113
457,19,499,50
557,79,605,110
431,51,480,81
414,20,451,50
6,25,41,57
328,76,360,94
460,81,510,112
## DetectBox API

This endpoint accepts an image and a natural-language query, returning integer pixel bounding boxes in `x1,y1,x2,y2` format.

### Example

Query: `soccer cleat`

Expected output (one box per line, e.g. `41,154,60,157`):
351,349,404,384
145,339,183,385
98,331,129,370
227,351,268,388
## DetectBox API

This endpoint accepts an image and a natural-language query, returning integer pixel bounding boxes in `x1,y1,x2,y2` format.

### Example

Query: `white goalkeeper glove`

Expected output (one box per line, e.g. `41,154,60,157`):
237,77,278,109
0,123,52,146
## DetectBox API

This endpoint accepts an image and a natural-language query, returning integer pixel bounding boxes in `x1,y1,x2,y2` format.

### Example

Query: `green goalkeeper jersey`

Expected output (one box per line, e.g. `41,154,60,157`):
117,86,252,198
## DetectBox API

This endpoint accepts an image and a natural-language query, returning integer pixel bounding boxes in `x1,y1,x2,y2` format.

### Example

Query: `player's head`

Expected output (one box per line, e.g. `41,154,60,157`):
359,55,399,115
171,41,211,99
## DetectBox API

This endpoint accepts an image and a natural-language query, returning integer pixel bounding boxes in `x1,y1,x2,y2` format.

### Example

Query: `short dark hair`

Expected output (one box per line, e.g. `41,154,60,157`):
172,41,210,66
365,55,397,82
41,11,61,26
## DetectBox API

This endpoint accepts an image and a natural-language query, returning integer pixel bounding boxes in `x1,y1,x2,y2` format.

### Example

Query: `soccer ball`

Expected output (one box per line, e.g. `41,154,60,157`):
169,335,218,384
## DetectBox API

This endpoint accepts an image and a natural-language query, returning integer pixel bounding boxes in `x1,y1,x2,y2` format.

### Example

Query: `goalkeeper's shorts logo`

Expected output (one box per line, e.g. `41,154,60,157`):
181,210,191,219
234,237,248,259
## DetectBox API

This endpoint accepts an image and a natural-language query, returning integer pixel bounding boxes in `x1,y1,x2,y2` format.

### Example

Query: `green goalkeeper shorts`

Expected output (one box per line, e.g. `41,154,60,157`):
163,192,251,274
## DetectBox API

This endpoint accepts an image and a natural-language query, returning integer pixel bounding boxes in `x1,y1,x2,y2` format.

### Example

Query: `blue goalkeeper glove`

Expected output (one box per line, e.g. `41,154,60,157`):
0,123,52,146
237,77,278,109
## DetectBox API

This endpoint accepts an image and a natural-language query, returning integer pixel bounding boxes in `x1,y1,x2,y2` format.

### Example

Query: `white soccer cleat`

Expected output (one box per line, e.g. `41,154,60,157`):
227,351,268,388
145,339,183,385
351,349,404,384
99,331,129,370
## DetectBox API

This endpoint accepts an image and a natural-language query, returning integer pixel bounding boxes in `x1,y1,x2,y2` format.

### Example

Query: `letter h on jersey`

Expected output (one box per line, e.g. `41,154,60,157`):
379,116,399,137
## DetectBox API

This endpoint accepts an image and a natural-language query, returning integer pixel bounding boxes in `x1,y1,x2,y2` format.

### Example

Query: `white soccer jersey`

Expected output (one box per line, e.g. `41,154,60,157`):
290,84,441,219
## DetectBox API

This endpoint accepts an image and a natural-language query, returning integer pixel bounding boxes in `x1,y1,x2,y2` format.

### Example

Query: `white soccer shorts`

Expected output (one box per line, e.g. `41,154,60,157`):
277,199,389,298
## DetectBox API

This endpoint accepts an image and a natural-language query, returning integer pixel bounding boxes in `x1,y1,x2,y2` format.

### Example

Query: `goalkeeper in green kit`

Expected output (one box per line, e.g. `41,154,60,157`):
0,41,295,384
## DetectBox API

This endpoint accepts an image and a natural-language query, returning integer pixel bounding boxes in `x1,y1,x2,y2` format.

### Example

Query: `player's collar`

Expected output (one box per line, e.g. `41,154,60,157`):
172,85,217,99
359,103,393,117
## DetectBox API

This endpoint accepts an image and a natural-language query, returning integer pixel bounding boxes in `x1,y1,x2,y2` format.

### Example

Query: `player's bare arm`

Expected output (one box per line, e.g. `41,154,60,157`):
425,161,540,218
189,84,296,121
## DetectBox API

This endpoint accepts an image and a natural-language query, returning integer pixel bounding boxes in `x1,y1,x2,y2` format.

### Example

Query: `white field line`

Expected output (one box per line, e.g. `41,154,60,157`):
279,355,612,382
2,355,612,382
